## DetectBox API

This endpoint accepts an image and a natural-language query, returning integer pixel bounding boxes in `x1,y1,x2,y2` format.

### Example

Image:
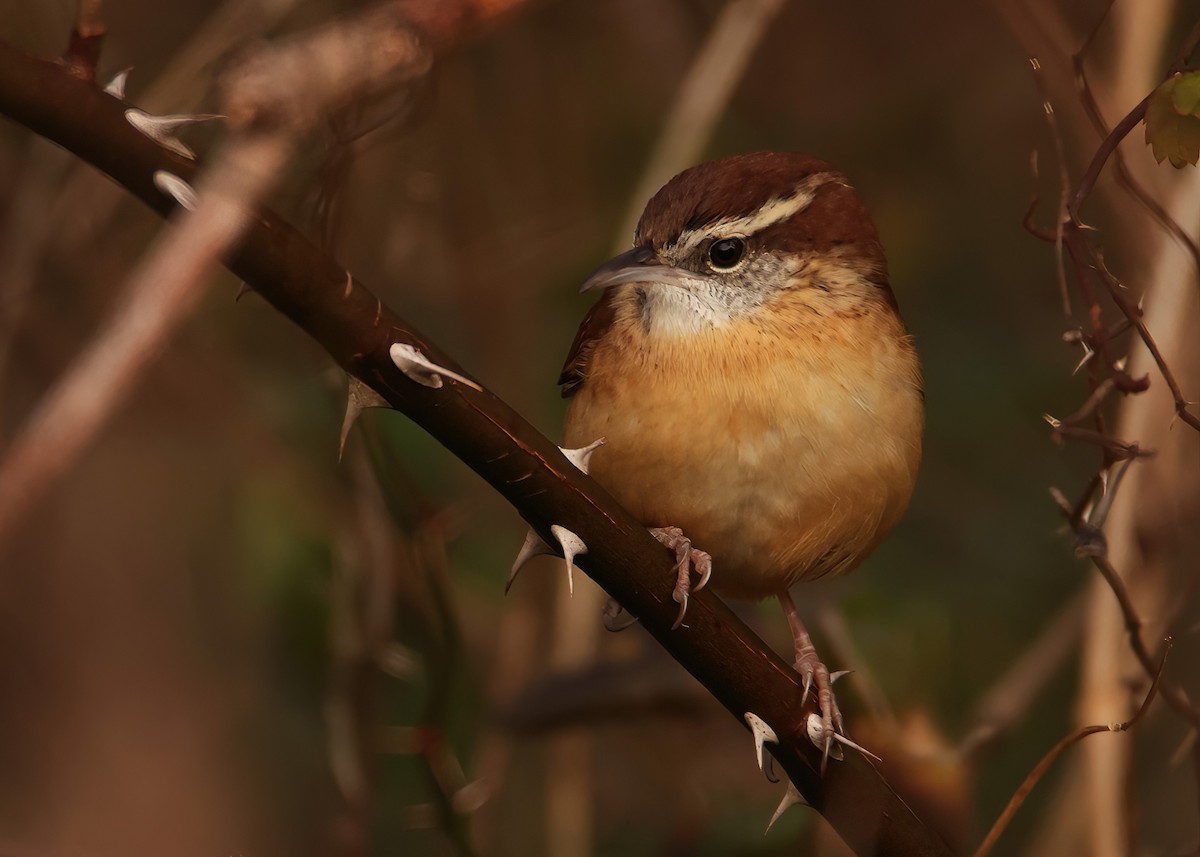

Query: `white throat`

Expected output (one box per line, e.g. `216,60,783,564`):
639,283,739,337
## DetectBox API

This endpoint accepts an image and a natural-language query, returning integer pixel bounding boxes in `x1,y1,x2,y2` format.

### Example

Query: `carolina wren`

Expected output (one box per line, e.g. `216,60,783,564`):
559,151,923,745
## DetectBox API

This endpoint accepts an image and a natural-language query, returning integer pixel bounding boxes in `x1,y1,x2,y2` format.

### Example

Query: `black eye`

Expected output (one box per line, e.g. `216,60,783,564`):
707,237,745,270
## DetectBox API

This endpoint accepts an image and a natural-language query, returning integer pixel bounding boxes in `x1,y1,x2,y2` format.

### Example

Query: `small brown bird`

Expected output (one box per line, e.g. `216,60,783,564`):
559,152,923,745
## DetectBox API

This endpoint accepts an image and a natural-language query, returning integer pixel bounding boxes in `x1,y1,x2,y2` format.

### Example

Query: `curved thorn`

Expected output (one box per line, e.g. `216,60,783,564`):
506,529,553,594
744,712,779,774
558,437,606,475
104,67,132,99
152,171,197,211
389,343,483,391
125,109,222,159
340,376,389,459
832,732,881,763
765,781,805,833
550,524,587,596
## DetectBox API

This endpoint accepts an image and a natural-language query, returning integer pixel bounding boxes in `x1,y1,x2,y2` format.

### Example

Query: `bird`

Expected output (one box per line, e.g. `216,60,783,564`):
557,151,924,749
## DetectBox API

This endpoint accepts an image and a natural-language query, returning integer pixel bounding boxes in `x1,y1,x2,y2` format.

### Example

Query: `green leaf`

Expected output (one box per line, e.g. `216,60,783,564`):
1145,76,1200,168
1170,71,1200,116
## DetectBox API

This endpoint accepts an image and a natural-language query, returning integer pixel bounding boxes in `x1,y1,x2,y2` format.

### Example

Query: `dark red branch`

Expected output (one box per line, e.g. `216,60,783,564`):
0,38,950,857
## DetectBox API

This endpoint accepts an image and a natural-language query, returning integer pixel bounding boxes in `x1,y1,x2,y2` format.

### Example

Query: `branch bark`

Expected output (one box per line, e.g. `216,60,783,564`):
0,37,950,857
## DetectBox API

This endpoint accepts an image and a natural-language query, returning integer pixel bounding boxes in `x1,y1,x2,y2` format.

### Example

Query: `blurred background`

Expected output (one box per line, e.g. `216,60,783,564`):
0,0,1198,855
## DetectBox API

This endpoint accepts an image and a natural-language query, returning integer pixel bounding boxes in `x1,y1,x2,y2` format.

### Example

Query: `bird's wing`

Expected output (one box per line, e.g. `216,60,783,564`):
557,289,618,398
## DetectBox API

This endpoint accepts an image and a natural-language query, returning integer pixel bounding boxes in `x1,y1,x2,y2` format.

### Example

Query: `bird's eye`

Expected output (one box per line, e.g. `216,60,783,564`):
707,237,746,270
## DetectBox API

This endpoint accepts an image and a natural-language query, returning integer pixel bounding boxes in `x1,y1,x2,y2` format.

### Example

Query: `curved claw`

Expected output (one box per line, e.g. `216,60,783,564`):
799,668,814,707
651,527,712,630
671,589,689,629
693,554,713,591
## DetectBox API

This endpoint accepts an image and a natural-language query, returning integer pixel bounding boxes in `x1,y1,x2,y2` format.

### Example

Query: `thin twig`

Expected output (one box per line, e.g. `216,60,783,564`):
1029,56,1073,317
1066,92,1152,221
1089,250,1200,430
1085,553,1198,727
1072,50,1200,281
972,647,1168,857
1058,377,1117,427
1047,423,1147,459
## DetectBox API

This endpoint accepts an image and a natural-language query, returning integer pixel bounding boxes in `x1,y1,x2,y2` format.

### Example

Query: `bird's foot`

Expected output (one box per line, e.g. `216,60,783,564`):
779,591,844,771
649,526,712,629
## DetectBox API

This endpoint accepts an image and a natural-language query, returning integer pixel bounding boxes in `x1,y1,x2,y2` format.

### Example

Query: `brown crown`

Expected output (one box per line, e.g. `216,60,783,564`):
633,152,885,270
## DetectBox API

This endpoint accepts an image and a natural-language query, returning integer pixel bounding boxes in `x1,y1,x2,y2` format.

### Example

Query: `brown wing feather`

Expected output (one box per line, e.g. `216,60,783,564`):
558,289,618,398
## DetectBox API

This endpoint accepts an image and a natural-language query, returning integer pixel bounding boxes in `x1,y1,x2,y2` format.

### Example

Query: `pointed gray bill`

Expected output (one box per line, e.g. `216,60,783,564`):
579,245,695,292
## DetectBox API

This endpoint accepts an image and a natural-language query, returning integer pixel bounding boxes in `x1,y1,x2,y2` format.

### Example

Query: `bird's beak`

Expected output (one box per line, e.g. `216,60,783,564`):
579,244,691,293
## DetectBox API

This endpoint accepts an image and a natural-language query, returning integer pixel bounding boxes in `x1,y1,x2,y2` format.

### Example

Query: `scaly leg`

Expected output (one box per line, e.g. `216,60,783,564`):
778,590,843,764
649,526,713,629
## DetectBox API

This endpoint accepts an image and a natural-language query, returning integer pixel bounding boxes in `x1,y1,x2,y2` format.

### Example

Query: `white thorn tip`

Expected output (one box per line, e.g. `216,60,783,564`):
152,171,197,211
550,525,587,595
1072,346,1095,375
104,67,131,99
389,343,482,391
558,437,606,475
765,781,805,833
832,732,881,762
744,712,778,772
506,529,553,593
125,109,222,159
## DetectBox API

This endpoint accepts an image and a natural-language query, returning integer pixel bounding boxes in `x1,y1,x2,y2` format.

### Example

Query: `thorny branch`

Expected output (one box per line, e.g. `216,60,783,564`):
1038,10,1200,706
1036,19,1200,435
994,8,1200,852
0,36,950,857
1027,12,1200,699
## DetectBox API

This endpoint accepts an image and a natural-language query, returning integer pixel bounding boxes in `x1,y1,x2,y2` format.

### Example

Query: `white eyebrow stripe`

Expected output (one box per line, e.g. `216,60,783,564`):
676,171,840,253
